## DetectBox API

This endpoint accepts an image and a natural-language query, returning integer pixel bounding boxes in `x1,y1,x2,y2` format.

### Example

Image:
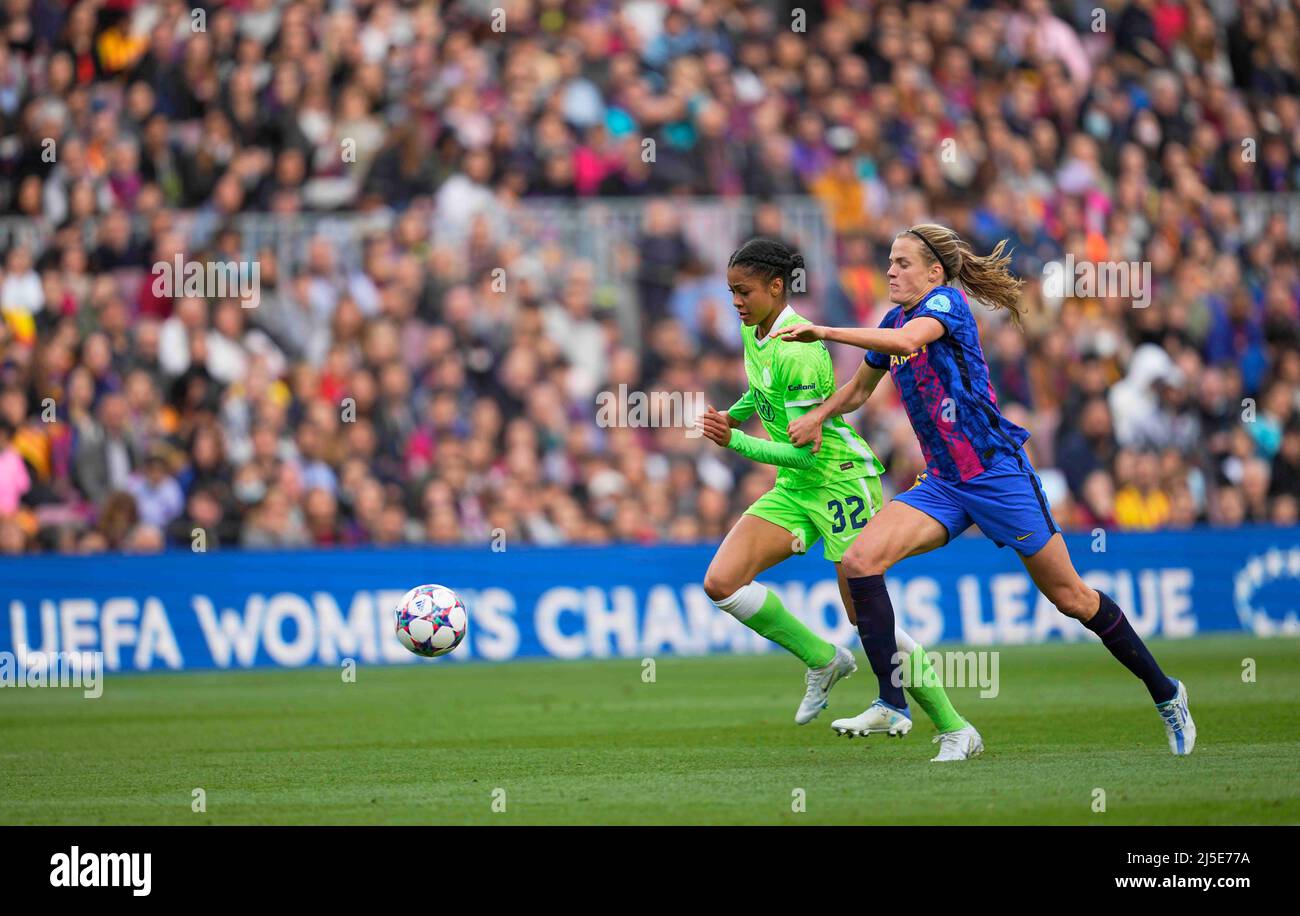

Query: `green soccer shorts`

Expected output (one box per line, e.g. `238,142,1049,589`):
743,475,885,562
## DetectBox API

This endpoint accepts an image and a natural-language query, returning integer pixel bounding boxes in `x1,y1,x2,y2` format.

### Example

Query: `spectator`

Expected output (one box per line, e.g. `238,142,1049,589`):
0,0,1295,554
1115,451,1172,531
0,420,32,515
125,448,184,531
72,394,141,505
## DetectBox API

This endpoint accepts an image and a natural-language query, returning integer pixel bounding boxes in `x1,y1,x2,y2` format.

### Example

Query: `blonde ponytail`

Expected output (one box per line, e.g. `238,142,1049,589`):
901,224,1026,328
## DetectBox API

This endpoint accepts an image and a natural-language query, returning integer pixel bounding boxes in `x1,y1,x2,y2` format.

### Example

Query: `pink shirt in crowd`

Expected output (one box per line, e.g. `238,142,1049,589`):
0,447,31,515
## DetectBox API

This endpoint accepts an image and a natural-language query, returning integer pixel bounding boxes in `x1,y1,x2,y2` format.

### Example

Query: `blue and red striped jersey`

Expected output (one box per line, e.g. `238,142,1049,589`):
864,285,1029,482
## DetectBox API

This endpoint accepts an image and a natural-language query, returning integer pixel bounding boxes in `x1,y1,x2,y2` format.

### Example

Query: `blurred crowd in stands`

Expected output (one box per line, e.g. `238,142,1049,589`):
0,0,1298,555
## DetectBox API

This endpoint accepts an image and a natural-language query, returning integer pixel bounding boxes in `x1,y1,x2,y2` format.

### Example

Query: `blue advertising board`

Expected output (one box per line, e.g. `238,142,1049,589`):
1,527,1297,672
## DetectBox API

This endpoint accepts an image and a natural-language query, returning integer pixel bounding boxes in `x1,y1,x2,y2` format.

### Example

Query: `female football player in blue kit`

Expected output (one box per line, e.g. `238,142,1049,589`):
775,224,1196,756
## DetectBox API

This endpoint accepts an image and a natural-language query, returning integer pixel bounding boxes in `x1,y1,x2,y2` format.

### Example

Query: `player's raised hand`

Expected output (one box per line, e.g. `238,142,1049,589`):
787,412,822,453
770,323,825,343
695,405,732,447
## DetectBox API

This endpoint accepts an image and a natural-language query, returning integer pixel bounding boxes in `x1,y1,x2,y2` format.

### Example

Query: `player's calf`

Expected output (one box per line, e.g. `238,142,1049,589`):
1043,579,1098,621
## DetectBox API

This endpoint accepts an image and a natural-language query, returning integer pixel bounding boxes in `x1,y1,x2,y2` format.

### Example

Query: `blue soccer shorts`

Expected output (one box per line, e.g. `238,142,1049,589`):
894,450,1061,556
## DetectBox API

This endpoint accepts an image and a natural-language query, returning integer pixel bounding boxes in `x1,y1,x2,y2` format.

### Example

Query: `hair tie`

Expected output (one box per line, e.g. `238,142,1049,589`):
908,229,951,280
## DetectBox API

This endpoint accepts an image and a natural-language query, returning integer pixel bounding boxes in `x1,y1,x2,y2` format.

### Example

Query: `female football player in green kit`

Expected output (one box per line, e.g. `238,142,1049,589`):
694,237,982,761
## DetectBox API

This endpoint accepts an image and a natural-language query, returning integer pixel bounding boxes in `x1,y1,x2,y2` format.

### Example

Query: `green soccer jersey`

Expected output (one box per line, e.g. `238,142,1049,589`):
726,305,885,490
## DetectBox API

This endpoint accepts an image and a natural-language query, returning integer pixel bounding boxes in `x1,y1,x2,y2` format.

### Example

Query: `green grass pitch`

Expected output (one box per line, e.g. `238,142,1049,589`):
1,635,1296,825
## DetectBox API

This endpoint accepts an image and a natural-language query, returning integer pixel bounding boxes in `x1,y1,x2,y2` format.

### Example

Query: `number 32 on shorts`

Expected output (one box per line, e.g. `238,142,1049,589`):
827,496,868,534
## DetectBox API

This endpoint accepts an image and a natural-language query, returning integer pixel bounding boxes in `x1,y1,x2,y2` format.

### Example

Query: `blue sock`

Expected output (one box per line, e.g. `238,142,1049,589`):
1084,590,1176,704
847,574,907,709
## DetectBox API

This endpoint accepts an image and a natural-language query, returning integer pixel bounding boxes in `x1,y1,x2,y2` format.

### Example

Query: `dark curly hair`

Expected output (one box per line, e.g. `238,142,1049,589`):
727,237,806,300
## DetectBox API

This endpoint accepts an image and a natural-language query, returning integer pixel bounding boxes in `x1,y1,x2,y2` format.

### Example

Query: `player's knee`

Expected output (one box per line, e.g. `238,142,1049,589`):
703,570,742,603
1051,582,1096,620
840,542,888,579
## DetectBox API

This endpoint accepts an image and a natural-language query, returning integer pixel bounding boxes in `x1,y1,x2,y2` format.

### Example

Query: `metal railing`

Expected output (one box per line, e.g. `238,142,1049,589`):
1234,192,1300,241
0,197,836,294
4,192,1296,304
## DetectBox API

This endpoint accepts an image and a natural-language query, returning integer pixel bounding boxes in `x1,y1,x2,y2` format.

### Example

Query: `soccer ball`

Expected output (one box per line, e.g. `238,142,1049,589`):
394,584,469,657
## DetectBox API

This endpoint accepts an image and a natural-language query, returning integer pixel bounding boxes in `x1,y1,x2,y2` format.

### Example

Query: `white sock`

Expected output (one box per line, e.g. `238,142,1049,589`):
894,626,918,655
712,582,767,622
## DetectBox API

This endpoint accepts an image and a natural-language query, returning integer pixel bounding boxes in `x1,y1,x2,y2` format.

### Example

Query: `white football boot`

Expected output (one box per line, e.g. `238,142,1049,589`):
1156,679,1196,756
831,699,912,737
930,723,984,762
795,646,857,725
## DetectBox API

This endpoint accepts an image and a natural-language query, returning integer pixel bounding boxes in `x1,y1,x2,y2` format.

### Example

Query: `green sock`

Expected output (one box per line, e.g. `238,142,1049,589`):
743,587,836,668
904,646,966,733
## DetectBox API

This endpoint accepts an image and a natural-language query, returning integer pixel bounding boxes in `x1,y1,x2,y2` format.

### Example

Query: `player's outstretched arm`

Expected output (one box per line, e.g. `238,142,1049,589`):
772,317,944,356
787,363,884,450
